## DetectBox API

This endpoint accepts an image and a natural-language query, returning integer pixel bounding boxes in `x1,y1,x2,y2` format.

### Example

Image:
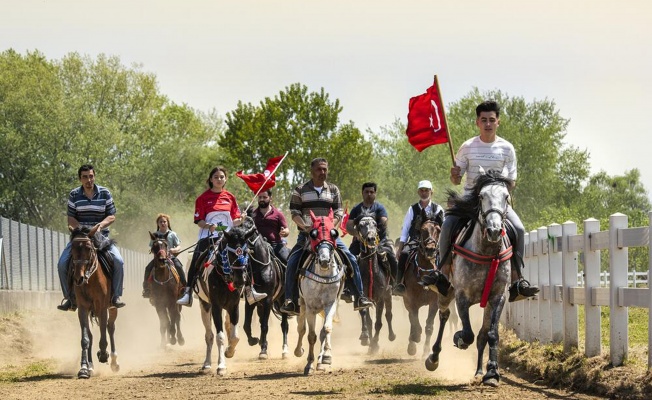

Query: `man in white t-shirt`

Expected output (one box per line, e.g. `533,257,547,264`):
428,100,539,302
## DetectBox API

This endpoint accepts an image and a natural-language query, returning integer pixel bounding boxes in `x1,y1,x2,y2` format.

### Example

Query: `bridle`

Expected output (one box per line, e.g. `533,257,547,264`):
358,216,380,255
477,184,510,237
71,236,98,285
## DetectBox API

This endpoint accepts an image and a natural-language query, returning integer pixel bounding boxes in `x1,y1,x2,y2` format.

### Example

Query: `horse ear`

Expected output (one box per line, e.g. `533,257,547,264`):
89,224,100,237
164,231,170,239
149,231,156,240
478,165,486,176
309,210,317,222
68,226,74,233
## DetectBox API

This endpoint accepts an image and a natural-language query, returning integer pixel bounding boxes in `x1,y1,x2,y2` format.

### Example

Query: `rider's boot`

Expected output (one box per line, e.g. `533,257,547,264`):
508,255,539,302
392,265,406,296
280,298,300,316
177,286,193,307
245,285,267,305
57,296,77,312
111,296,126,309
420,263,452,297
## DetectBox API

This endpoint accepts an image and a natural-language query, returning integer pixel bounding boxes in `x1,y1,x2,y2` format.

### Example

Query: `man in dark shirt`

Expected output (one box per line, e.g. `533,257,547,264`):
251,189,290,264
56,164,126,311
346,182,398,291
280,158,372,315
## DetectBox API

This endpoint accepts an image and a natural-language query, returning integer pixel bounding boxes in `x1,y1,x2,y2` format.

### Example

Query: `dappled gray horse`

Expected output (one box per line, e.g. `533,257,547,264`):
423,171,513,386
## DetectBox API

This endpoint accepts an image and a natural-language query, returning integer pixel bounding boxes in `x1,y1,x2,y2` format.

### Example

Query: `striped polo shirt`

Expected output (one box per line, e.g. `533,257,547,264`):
67,184,116,236
455,135,517,195
290,180,343,226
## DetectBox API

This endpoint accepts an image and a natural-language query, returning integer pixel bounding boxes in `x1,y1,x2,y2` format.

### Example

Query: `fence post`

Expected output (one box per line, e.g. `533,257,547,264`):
538,226,552,344
548,223,563,343
562,221,578,352
584,218,602,357
648,211,652,369
525,229,539,341
609,213,628,366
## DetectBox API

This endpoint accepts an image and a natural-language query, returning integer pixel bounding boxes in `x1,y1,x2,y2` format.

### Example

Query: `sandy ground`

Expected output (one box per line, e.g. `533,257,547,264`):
0,292,605,399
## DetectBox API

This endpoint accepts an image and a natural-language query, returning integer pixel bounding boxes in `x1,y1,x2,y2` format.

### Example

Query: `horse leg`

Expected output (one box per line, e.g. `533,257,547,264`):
175,305,185,346
224,308,240,359
108,308,119,372
304,311,317,375
482,297,505,386
407,307,421,356
96,308,110,364
385,292,396,342
317,302,337,370
243,302,259,346
155,304,168,349
281,313,289,359
359,309,370,346
212,306,227,376
370,301,384,354
422,302,438,357
167,302,178,346
425,295,453,372
77,308,92,379
293,299,306,358
453,295,475,350
257,300,271,360
200,301,214,371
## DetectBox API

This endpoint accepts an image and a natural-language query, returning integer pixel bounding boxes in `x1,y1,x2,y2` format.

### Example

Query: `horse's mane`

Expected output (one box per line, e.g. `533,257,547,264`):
446,171,513,219
69,226,116,250
225,217,256,246
354,209,376,225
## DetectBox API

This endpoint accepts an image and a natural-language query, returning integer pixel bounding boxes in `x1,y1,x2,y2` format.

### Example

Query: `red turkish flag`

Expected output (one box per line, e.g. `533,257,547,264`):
236,155,284,193
340,206,349,237
406,77,450,152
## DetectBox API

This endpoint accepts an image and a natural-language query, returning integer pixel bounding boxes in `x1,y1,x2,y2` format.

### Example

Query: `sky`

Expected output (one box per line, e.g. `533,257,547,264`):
3,0,652,201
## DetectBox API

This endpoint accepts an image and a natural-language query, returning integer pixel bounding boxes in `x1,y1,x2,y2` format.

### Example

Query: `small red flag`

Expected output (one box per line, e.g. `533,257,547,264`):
236,155,284,193
340,207,349,237
406,77,449,152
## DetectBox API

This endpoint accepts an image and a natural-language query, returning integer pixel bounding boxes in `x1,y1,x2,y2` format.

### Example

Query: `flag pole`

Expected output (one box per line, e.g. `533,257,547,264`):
434,75,456,165
243,151,289,216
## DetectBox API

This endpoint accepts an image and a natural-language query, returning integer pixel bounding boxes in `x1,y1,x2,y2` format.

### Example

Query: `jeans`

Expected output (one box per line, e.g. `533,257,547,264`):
58,239,124,300
270,242,290,265
284,233,365,301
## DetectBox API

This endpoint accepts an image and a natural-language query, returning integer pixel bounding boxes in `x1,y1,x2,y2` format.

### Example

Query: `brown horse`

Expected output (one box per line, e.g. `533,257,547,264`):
400,208,443,357
69,225,120,379
147,232,185,349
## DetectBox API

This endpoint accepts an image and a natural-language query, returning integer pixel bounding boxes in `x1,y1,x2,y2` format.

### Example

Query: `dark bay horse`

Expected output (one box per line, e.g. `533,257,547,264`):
294,209,345,375
243,228,290,360
355,210,395,354
424,171,513,386
69,225,120,378
195,220,254,375
401,208,444,357
147,231,184,349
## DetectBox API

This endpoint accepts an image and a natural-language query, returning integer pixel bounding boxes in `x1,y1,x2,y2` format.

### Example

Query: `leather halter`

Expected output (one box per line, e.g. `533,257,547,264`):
71,236,98,285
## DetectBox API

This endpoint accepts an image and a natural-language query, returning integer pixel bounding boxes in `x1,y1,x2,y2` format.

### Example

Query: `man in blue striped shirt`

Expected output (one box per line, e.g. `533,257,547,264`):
56,165,126,311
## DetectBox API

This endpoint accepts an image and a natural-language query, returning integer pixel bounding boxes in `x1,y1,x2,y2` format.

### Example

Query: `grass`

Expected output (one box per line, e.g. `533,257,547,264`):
0,360,55,383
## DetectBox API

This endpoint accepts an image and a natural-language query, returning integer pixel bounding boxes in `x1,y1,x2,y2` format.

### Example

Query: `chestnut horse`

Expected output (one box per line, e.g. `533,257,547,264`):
69,225,120,378
147,231,185,349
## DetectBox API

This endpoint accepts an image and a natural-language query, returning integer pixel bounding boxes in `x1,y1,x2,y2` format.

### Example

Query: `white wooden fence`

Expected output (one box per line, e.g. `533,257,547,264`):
504,212,652,369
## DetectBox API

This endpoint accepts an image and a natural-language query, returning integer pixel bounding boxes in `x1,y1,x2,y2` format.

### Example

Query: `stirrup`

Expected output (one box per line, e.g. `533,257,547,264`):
280,299,300,316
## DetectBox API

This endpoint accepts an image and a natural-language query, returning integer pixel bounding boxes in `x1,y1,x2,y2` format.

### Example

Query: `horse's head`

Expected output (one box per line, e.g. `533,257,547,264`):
415,208,442,261
475,170,511,243
219,218,257,288
308,209,338,270
149,231,170,267
355,211,379,250
69,225,100,286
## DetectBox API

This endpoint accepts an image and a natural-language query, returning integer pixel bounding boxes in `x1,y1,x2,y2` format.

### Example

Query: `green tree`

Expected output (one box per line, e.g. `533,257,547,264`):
219,83,372,207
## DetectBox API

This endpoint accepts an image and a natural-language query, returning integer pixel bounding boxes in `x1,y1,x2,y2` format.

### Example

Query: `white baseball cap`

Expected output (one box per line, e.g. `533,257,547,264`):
417,180,432,190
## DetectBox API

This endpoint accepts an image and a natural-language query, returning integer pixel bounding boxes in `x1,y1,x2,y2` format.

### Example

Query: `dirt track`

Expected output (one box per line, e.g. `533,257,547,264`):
0,293,604,399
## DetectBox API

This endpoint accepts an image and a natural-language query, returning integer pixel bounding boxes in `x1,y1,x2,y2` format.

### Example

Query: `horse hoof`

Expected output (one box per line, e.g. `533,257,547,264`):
217,368,226,376
483,378,499,387
453,331,469,350
407,342,417,356
111,363,120,373
321,355,332,365
259,352,268,360
97,350,109,363
425,355,439,371
388,332,396,342
294,348,304,358
201,364,211,372
77,368,91,379
248,337,260,346
304,366,314,375
282,351,289,360
225,348,236,358
178,337,185,346
169,337,177,346
316,363,327,371
360,338,369,346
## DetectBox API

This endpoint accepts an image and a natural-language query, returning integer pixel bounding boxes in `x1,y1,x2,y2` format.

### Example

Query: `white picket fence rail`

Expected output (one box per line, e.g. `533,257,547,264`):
504,212,652,369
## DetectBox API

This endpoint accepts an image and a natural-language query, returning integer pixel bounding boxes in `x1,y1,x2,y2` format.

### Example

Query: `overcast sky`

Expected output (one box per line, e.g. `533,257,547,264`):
3,0,652,202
